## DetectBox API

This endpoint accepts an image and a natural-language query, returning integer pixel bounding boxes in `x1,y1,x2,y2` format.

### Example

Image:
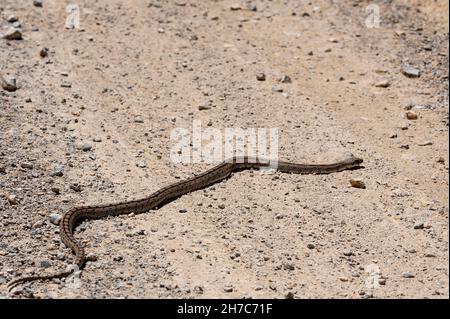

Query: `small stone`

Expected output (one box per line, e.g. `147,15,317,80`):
70,183,82,192
1,75,17,91
7,15,19,23
424,252,436,258
134,115,144,123
86,253,98,261
12,21,22,28
81,144,92,151
20,162,33,169
402,271,415,278
7,194,18,205
25,97,32,103
33,0,43,7
272,86,283,93
256,72,266,81
51,165,64,177
1,27,22,40
413,222,424,229
343,250,353,256
417,141,432,146
350,179,366,189
223,284,233,292
378,278,386,285
247,3,257,11
39,48,49,58
283,262,295,270
280,75,292,83
405,111,418,120
179,208,187,213
40,260,51,268
60,82,72,88
285,291,294,299
436,157,445,164
136,161,147,168
401,65,420,78
375,79,390,88
230,4,241,10
307,243,315,249
49,213,62,225
218,204,226,209
339,276,348,282
198,105,211,110
51,187,61,195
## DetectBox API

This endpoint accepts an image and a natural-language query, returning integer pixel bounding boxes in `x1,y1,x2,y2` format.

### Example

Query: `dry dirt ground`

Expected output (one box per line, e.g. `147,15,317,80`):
0,0,448,299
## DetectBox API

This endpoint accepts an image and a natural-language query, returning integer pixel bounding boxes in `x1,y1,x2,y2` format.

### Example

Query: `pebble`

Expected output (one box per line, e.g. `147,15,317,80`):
307,243,315,249
134,115,144,123
1,75,18,91
343,250,354,256
375,79,390,88
283,262,295,270
136,161,147,168
70,183,82,192
86,253,98,261
405,111,418,120
280,75,292,83
402,271,415,278
218,204,226,209
32,220,44,228
198,104,211,110
7,194,18,205
248,3,257,11
40,260,51,268
51,187,61,194
179,208,187,213
7,15,18,23
413,221,424,229
272,86,283,93
230,4,241,10
401,65,420,78
20,162,33,169
39,47,49,58
256,72,266,81
349,179,366,189
33,0,43,7
223,284,233,292
51,165,64,177
1,27,22,40
81,144,92,151
49,213,62,225
417,141,432,146
285,291,294,299
12,22,21,28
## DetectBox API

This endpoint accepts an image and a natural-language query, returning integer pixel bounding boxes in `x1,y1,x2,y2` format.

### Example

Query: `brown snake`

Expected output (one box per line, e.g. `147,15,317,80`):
7,155,363,291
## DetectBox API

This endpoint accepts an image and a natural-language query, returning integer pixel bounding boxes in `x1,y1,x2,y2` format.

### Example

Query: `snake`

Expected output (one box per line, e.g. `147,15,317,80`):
7,155,363,291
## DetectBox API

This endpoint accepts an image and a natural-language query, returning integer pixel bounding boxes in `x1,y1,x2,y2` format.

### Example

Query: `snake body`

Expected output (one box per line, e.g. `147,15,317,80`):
8,155,363,291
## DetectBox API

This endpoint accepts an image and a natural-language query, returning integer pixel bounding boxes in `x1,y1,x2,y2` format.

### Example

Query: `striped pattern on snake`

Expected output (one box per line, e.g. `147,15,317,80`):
7,155,363,291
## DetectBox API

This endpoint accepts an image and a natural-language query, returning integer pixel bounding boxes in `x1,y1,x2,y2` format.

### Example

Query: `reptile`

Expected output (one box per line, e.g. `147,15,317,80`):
7,155,363,291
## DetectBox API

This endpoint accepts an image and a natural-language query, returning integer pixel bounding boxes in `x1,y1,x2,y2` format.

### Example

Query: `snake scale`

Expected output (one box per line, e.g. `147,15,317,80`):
7,155,363,291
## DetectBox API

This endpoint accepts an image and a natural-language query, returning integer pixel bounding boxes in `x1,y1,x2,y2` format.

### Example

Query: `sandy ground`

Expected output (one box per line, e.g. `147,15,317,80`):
0,0,448,299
